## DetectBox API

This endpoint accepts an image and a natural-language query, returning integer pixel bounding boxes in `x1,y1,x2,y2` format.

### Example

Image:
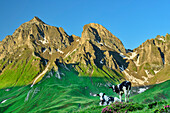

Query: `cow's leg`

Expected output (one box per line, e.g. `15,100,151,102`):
99,102,102,106
123,86,127,102
119,93,122,102
127,90,131,102
127,91,130,102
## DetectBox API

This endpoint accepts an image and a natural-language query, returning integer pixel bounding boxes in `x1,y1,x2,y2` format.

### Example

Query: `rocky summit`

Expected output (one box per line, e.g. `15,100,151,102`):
0,17,169,89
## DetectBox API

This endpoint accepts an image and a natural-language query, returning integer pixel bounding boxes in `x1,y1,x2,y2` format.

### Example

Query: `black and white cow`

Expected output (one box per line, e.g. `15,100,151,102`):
94,93,120,106
109,81,131,102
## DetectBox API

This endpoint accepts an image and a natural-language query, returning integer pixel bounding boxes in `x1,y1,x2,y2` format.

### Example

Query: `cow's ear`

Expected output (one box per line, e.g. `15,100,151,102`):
103,93,105,95
109,87,112,88
96,94,99,96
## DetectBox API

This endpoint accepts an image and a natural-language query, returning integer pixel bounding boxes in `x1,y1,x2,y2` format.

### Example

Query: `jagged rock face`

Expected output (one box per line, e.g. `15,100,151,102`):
123,34,170,86
81,23,126,53
0,17,73,60
137,34,170,66
137,40,163,69
64,23,127,77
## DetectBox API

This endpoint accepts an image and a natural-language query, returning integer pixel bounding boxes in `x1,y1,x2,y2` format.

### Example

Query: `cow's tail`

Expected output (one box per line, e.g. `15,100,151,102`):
128,81,131,91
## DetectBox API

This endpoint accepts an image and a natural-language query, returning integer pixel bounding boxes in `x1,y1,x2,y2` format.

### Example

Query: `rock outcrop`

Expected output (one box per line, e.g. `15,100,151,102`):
123,34,170,86
64,23,127,79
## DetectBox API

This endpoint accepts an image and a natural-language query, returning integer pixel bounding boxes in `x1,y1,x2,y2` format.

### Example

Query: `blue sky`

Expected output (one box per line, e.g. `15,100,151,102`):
0,0,170,49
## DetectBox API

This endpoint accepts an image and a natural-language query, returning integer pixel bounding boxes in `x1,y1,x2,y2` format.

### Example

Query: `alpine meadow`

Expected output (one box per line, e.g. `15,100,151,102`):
0,17,169,113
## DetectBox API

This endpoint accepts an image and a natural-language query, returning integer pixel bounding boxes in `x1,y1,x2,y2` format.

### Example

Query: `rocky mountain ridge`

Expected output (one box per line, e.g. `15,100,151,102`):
123,34,170,85
0,17,169,89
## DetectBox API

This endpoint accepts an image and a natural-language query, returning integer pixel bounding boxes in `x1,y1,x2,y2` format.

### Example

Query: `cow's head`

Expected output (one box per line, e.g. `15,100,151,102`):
96,93,106,101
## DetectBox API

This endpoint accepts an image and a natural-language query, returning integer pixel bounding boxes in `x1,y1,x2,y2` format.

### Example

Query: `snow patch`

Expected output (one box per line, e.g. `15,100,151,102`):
144,70,154,78
31,63,50,87
32,88,40,98
99,42,103,45
119,53,126,58
130,51,137,59
154,70,160,74
55,71,61,79
0,99,8,104
134,56,140,66
49,51,52,55
64,51,70,58
145,70,149,75
64,49,77,58
90,93,97,96
138,87,148,93
56,49,64,54
25,89,33,101
35,41,40,45
157,38,165,42
142,76,148,82
119,65,125,71
39,35,48,44
120,51,138,61
25,88,40,101
100,59,103,64
126,69,129,71
64,65,70,71
42,48,47,53
104,43,112,48
97,40,103,45
39,40,48,44
136,56,140,66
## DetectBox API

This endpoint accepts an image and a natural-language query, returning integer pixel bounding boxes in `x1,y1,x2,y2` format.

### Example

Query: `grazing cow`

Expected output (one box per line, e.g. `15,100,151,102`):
95,93,120,106
109,81,131,102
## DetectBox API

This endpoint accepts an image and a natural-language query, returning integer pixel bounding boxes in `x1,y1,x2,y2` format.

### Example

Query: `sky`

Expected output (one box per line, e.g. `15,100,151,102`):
0,0,170,49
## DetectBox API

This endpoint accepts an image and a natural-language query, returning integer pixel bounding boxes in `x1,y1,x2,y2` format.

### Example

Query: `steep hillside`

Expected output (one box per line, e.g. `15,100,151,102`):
0,63,119,113
122,34,170,86
0,68,169,113
131,80,170,103
0,17,79,89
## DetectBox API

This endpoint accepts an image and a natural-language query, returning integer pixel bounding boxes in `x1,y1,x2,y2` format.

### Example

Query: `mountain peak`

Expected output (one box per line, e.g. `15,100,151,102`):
30,16,45,24
83,23,104,31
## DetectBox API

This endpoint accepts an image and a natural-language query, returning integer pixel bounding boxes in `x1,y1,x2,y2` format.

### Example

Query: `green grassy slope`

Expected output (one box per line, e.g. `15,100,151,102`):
76,80,170,113
0,64,119,113
0,64,169,113
131,80,170,104
0,50,42,89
